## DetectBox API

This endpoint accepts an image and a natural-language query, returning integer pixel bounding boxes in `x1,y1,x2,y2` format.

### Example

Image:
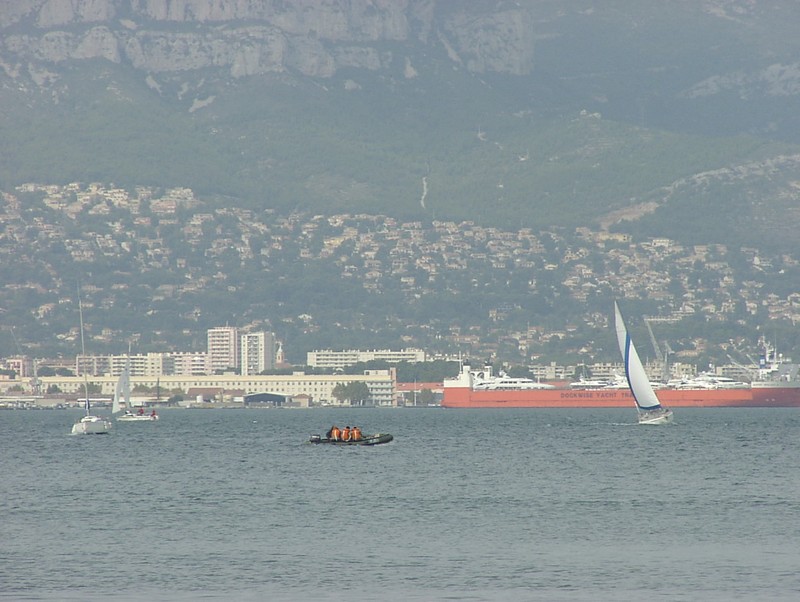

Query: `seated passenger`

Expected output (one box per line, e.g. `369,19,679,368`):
330,426,341,441
351,426,362,441
341,426,352,442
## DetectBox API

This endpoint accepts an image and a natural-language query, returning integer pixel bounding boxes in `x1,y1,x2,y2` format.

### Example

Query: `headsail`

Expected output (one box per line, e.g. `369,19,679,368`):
614,301,662,411
112,383,121,414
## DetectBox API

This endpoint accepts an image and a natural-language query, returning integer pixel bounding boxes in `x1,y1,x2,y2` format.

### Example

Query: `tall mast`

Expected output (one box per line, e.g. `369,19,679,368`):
78,289,90,414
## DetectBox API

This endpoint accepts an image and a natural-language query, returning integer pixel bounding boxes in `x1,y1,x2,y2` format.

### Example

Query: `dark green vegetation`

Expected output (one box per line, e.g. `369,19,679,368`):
331,381,371,405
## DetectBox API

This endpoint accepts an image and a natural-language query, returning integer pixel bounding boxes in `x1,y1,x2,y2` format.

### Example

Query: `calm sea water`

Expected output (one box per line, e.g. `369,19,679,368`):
2,407,799,601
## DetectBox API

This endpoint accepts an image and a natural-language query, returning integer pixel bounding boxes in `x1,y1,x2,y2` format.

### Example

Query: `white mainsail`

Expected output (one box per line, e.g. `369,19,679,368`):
112,359,131,415
614,301,662,411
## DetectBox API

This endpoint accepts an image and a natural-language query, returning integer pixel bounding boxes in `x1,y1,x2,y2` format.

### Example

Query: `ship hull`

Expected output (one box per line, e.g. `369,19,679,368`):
442,385,800,408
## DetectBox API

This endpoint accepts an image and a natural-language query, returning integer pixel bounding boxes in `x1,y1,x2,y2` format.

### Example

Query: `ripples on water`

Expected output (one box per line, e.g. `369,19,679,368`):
2,408,800,601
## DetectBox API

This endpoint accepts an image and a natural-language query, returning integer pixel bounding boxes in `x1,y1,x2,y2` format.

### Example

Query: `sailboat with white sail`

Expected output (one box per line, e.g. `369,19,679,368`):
114,356,159,422
614,301,673,425
70,295,112,435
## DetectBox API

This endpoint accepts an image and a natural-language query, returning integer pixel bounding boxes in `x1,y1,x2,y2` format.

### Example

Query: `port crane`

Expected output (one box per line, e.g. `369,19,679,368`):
644,318,671,383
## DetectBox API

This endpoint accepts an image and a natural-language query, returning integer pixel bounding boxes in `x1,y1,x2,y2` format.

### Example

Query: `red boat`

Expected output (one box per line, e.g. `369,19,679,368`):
442,364,800,408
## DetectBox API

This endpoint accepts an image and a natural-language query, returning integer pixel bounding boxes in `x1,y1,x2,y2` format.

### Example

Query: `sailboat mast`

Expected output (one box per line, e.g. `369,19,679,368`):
78,292,90,414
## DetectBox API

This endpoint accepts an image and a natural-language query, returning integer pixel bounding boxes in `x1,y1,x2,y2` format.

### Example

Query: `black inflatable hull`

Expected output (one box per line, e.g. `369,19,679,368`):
309,433,393,446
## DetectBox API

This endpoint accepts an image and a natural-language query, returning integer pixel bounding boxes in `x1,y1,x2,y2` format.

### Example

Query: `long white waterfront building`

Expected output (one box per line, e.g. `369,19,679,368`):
307,348,426,369
36,369,398,407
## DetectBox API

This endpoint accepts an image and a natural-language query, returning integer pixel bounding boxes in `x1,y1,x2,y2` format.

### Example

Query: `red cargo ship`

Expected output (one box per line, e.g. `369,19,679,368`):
442,362,800,409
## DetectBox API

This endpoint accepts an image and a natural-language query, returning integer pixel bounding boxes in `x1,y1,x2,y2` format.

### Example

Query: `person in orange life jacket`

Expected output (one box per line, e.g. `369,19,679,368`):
341,426,352,442
351,426,362,441
329,425,341,441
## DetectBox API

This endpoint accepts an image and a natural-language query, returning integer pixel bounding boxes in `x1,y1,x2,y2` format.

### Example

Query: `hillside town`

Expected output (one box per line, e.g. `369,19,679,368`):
2,182,800,369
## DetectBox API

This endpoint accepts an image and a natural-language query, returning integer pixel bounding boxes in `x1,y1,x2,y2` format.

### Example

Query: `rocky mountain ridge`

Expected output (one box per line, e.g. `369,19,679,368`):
1,0,535,80
4,1,799,91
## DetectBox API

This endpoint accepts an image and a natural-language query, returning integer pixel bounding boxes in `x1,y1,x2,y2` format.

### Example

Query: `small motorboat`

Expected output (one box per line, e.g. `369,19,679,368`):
309,433,393,446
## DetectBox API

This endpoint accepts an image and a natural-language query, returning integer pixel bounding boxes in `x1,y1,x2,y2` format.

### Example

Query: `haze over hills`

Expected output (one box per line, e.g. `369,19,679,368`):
3,0,800,245
2,0,800,363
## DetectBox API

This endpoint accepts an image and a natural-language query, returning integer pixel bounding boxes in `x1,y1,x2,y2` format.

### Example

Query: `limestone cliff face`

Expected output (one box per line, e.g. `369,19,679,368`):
0,0,536,79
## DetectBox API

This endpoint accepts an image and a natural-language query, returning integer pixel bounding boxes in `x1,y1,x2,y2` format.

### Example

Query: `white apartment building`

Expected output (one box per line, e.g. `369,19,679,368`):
307,348,426,369
76,352,209,377
4,356,35,378
170,352,211,376
207,326,239,373
240,331,276,375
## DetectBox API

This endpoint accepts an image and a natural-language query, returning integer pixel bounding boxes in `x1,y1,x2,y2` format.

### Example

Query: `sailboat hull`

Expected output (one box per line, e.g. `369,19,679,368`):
638,409,674,425
117,413,159,422
71,415,112,434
